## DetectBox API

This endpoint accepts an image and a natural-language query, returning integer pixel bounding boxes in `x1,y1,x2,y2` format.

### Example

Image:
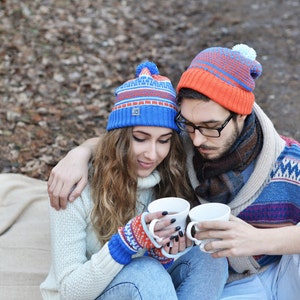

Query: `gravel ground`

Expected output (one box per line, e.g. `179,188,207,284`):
1,0,299,180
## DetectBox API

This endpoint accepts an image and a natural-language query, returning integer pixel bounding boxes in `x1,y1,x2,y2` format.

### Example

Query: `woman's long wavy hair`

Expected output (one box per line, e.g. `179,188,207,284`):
90,127,195,245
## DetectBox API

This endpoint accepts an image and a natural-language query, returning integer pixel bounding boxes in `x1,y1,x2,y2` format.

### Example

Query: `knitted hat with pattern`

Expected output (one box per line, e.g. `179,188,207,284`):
107,61,179,131
176,44,262,115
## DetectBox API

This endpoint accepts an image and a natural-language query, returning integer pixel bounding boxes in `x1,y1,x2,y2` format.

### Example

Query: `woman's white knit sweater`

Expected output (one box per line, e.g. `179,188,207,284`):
40,171,161,300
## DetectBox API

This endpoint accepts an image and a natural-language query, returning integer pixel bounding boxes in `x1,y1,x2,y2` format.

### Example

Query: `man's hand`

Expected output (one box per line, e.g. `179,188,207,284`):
48,137,99,209
195,215,262,257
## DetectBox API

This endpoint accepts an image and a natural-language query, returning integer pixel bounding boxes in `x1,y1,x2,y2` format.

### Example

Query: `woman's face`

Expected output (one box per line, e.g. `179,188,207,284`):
132,126,173,178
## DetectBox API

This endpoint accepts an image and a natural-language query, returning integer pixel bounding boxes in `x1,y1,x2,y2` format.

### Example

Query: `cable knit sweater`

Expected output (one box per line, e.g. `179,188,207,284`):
184,103,300,281
40,171,161,300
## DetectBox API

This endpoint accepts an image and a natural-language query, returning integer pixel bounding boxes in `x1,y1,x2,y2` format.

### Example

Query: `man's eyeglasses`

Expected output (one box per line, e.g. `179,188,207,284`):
175,112,234,138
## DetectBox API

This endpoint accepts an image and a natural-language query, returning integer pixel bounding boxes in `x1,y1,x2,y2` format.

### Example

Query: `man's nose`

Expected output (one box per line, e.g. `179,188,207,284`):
191,130,208,147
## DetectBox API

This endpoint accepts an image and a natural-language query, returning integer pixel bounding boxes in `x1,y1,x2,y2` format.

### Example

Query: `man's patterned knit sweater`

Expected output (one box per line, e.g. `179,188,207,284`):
184,103,300,280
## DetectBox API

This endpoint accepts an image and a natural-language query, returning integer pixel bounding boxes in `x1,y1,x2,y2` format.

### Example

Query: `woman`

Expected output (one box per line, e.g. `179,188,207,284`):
41,62,228,299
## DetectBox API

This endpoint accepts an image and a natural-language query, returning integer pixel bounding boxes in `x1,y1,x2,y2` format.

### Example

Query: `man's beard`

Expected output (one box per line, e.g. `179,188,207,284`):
196,121,241,161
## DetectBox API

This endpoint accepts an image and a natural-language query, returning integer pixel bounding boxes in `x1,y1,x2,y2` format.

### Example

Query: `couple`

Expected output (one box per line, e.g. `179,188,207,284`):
41,44,300,299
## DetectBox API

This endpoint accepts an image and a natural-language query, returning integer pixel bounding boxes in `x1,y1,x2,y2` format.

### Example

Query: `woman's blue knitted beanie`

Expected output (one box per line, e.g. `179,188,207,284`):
106,61,179,132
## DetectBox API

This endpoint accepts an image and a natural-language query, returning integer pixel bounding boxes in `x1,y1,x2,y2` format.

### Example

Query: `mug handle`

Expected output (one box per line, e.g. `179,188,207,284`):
186,221,201,245
149,219,163,242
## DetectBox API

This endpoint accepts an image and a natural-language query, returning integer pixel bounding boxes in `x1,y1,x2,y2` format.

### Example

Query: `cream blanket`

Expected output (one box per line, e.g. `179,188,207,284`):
0,173,51,300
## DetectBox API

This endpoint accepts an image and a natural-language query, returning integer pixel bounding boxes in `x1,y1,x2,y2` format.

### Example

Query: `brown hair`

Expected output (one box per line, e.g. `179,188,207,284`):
90,127,195,245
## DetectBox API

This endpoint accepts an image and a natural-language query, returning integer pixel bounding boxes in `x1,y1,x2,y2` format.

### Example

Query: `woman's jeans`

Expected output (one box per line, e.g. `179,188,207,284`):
168,246,228,299
96,246,228,300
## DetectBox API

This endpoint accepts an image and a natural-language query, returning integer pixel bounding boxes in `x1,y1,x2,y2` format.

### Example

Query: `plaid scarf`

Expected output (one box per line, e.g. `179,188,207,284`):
193,112,263,204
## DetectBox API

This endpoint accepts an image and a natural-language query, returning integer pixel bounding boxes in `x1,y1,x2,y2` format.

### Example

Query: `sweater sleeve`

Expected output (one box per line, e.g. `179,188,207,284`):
42,187,124,300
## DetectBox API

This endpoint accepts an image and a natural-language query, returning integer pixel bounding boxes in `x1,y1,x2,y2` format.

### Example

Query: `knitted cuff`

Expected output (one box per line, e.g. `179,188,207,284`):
120,218,143,251
120,214,156,251
145,248,174,269
108,233,137,265
140,212,162,248
161,259,174,269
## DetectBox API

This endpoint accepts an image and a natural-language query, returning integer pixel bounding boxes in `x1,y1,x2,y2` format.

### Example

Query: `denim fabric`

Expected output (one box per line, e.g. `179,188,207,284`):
95,256,177,300
96,247,228,300
221,254,300,300
168,246,228,300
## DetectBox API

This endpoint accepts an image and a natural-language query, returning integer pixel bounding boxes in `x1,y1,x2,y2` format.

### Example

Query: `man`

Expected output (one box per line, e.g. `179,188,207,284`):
48,44,300,299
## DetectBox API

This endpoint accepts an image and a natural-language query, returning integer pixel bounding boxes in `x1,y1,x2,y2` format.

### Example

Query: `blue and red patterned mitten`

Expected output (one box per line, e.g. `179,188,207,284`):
108,214,156,265
146,247,174,269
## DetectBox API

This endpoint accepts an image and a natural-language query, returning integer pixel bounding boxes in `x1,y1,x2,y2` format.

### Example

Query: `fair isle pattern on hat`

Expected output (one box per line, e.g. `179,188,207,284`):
107,61,179,131
177,44,262,115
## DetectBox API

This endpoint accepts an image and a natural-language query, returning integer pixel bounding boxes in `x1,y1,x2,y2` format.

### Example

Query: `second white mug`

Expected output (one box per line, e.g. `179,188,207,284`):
186,203,231,253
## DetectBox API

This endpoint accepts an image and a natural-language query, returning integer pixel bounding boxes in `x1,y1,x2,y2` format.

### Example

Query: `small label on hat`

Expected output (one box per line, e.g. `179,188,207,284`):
132,108,140,116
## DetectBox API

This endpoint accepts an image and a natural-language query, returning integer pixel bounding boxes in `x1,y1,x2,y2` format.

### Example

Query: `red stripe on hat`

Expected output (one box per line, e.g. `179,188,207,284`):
112,100,178,111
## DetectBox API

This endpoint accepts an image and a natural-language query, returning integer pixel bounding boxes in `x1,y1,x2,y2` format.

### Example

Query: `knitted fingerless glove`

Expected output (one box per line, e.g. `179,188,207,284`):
108,214,156,265
146,247,174,269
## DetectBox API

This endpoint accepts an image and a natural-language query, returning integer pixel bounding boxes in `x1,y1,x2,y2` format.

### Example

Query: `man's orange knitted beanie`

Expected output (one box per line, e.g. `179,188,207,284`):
176,44,262,115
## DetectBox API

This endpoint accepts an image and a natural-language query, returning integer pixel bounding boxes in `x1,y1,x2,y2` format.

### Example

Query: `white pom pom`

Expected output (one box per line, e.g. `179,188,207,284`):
232,44,257,61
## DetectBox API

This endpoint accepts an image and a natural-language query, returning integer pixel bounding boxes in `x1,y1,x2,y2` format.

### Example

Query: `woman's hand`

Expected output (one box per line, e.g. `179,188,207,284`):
144,211,192,256
163,229,193,255
144,211,182,246
109,211,192,265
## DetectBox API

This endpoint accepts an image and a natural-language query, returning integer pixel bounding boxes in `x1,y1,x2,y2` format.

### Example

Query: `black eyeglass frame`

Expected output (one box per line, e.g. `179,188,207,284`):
175,112,234,138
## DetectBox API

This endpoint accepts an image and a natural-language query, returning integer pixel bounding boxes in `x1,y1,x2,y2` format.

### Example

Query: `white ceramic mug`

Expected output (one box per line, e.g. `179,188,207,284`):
148,197,190,242
186,203,231,253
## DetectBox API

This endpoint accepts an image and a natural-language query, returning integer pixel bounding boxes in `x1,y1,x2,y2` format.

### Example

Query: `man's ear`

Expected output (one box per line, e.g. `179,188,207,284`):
238,114,248,121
